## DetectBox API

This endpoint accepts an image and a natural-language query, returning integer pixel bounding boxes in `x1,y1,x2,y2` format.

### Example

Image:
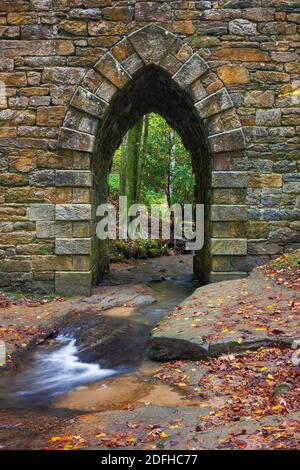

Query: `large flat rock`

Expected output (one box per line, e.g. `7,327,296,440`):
150,270,299,360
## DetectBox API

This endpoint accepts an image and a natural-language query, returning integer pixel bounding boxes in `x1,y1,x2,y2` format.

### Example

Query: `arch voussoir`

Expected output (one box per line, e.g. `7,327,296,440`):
195,88,233,120
128,24,178,66
94,52,131,89
172,53,208,89
71,87,108,118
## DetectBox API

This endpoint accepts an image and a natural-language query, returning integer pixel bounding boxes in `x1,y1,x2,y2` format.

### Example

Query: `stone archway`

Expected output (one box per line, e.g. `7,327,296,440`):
53,24,247,296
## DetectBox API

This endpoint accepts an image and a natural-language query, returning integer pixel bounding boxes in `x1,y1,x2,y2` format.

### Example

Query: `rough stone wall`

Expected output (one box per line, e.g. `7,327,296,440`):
0,0,299,295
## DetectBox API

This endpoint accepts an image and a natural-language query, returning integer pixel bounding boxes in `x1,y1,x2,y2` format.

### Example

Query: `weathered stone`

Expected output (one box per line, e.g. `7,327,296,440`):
209,129,245,153
269,227,300,243
205,109,241,135
64,109,98,136
129,25,177,66
211,239,247,256
212,171,247,188
59,20,87,36
0,172,27,186
217,64,249,85
212,205,248,222
55,271,92,296
211,47,270,62
56,170,92,187
71,87,107,117
72,222,91,238
56,204,92,221
58,128,95,153
94,53,130,89
42,67,85,85
135,2,172,21
55,238,91,255
36,221,72,239
212,188,246,205
36,106,66,127
29,170,55,187
32,255,73,272
0,259,31,273
212,221,247,238
229,19,257,36
103,6,133,22
248,240,282,255
249,173,282,188
244,91,275,108
173,53,208,88
255,71,290,84
196,88,233,118
283,182,300,194
256,109,281,127
27,204,55,221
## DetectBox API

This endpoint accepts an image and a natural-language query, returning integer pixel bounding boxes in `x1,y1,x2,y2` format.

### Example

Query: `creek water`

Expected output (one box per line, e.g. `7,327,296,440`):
0,256,199,412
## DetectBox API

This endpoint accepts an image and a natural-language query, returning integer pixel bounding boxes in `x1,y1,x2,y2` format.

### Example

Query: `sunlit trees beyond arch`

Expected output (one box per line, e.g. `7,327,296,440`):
110,113,195,209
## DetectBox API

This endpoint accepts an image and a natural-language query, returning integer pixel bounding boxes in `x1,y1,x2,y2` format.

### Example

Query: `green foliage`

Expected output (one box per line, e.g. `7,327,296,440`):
110,239,170,263
108,113,194,260
110,113,194,208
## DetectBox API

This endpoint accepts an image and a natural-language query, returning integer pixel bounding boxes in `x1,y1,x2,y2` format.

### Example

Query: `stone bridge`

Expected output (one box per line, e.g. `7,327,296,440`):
0,0,299,296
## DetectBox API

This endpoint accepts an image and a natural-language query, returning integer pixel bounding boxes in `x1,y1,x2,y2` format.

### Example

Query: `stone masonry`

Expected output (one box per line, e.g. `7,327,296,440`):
0,1,299,296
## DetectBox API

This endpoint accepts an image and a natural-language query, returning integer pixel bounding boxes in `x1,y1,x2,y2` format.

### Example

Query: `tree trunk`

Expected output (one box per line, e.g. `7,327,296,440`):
136,114,150,204
119,133,128,197
126,119,143,210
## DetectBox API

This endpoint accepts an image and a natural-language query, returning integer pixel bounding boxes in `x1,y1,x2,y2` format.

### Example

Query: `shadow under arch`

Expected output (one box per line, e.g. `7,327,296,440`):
95,64,211,283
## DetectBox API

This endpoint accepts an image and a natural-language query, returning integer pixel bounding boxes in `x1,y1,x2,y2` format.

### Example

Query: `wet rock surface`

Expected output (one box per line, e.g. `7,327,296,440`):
150,267,300,361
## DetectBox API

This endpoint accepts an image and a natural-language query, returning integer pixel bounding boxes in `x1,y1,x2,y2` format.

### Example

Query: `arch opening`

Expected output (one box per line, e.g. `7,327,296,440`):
93,65,211,284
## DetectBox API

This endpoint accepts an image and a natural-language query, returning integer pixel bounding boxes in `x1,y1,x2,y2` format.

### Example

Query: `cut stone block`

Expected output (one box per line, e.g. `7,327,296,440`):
56,204,92,221
208,128,245,153
173,53,208,88
56,170,92,187
27,204,55,221
64,108,99,136
212,205,248,221
55,271,92,296
36,221,72,239
58,128,95,153
55,238,91,255
212,172,247,188
71,86,108,117
211,238,247,256
94,53,130,89
128,24,177,65
196,88,233,119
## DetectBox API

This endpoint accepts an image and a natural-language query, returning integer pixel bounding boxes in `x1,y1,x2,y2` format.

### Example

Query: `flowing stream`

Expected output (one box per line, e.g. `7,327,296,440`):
0,256,199,410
